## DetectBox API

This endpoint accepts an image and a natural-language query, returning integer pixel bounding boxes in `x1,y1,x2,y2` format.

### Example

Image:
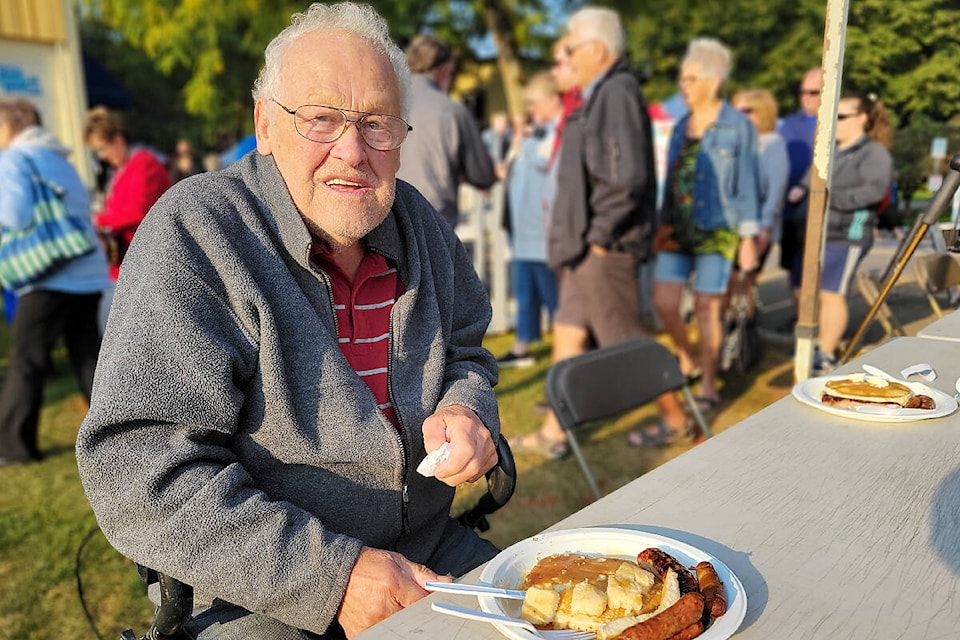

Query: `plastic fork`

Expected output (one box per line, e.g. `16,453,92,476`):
424,580,526,599
432,602,597,639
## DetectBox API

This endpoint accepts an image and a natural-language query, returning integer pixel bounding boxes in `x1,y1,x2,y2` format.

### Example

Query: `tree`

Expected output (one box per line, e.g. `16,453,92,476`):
893,116,960,216
79,0,293,148
610,0,960,128
77,0,562,145
79,0,960,166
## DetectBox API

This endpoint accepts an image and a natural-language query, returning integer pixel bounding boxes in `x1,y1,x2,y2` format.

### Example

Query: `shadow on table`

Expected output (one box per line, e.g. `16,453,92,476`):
931,465,960,575
616,524,767,634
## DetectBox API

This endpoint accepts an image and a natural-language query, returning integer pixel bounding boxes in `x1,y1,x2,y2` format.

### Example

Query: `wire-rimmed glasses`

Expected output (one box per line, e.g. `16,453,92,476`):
271,99,412,151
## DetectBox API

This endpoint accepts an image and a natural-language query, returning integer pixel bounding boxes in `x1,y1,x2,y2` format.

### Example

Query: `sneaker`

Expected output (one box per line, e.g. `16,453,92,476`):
497,352,535,368
813,353,837,376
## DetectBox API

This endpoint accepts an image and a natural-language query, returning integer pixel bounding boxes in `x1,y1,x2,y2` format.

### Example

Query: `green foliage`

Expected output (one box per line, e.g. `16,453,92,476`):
614,0,825,106
77,0,560,145
76,0,960,186
893,116,960,208
0,350,154,640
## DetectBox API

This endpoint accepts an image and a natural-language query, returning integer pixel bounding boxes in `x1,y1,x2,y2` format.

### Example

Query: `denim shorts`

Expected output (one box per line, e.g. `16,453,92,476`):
653,251,734,295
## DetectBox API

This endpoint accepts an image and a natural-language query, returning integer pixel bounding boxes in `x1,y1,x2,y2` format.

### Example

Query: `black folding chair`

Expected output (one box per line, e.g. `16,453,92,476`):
119,437,516,640
546,337,711,501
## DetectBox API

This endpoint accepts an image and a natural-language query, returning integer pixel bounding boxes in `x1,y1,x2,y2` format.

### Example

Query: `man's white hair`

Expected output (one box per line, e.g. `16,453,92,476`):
567,7,624,58
252,2,411,118
683,37,732,83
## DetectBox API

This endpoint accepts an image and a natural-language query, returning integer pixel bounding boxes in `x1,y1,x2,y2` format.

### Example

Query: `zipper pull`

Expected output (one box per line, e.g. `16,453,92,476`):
401,483,412,536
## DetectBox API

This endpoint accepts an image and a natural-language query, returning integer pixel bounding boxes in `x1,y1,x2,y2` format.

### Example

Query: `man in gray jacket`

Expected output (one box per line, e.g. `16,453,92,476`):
397,33,496,228
76,3,500,638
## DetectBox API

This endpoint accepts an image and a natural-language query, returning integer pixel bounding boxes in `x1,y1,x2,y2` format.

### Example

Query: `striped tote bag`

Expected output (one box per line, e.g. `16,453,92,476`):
0,158,96,289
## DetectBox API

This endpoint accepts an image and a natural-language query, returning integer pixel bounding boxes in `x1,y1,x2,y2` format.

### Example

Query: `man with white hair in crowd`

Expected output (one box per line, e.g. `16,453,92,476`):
510,6,694,459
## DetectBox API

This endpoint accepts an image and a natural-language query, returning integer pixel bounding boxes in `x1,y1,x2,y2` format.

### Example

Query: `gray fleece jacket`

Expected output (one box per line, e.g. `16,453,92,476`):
75,151,500,635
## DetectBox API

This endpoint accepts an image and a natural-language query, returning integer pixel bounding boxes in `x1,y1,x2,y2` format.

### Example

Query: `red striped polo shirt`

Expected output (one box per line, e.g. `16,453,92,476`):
311,245,405,430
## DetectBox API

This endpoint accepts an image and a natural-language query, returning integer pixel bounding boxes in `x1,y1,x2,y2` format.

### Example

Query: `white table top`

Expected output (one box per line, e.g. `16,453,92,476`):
917,309,960,342
356,336,960,640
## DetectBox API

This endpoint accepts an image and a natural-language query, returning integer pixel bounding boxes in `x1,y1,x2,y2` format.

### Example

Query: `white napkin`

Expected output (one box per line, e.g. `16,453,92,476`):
900,363,936,382
416,442,451,477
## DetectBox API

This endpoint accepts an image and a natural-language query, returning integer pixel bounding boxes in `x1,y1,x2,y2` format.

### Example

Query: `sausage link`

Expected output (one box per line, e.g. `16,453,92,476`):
620,592,705,640
637,548,699,595
694,561,727,618
666,621,704,640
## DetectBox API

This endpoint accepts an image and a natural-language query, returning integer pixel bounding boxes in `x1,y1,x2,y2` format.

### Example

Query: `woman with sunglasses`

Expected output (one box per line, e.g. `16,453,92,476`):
792,92,892,374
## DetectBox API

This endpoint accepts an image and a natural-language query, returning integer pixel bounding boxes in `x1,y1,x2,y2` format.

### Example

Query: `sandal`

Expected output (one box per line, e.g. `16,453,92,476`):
508,430,570,460
683,367,703,386
626,417,697,448
694,396,720,412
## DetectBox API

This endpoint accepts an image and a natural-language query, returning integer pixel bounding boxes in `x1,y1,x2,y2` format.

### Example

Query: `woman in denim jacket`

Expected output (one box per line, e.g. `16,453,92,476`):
644,38,759,439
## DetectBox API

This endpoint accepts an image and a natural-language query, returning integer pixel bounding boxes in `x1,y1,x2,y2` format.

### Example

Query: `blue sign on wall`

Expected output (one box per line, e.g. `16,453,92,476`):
0,64,41,96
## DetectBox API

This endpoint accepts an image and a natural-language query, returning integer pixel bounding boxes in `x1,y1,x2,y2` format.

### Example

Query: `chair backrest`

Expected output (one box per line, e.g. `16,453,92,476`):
914,253,960,294
546,337,684,430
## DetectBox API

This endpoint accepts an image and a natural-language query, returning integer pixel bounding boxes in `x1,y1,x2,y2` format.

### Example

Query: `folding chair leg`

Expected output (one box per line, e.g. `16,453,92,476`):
559,426,602,500
682,385,712,438
925,291,945,318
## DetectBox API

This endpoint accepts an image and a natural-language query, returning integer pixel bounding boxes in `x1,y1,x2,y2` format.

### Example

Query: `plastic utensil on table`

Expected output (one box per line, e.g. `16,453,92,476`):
900,363,936,381
431,602,596,640
862,364,900,382
424,581,526,599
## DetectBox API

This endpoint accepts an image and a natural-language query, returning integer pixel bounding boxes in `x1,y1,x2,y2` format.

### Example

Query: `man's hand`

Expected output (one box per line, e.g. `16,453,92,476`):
787,185,807,204
422,405,497,486
337,546,448,637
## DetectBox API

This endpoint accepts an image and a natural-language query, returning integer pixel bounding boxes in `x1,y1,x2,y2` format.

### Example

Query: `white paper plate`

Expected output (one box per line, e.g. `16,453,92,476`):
476,527,746,640
792,375,958,422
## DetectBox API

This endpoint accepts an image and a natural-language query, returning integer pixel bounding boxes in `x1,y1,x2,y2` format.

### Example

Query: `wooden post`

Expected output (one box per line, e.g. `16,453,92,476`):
794,0,850,382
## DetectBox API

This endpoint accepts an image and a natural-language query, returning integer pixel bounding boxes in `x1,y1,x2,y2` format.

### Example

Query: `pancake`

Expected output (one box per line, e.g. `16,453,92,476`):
820,373,935,410
822,374,913,405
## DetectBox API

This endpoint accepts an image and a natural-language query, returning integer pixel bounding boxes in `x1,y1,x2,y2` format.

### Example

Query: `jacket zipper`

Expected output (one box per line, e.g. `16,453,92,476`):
382,260,411,545
313,245,411,546
365,247,411,545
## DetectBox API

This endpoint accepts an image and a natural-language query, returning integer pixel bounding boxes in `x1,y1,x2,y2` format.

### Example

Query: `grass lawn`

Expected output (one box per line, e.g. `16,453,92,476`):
0,322,794,640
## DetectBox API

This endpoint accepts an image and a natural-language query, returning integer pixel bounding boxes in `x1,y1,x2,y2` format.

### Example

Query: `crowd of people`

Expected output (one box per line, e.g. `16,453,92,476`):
0,1,896,637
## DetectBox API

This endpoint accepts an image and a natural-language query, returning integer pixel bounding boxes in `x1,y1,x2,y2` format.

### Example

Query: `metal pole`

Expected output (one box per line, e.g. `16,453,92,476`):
794,0,850,382
840,152,960,362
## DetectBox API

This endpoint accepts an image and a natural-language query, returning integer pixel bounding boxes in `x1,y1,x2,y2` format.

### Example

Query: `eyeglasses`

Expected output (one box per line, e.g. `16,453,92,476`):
800,89,821,96
836,112,861,120
563,39,595,57
272,99,412,151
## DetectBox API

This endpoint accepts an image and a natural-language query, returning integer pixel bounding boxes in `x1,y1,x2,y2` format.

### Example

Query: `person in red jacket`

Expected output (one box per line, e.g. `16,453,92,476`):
83,106,171,279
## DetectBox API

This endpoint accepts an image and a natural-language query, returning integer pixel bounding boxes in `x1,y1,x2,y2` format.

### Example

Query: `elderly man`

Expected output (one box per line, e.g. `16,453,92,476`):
76,3,500,638
510,6,694,458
